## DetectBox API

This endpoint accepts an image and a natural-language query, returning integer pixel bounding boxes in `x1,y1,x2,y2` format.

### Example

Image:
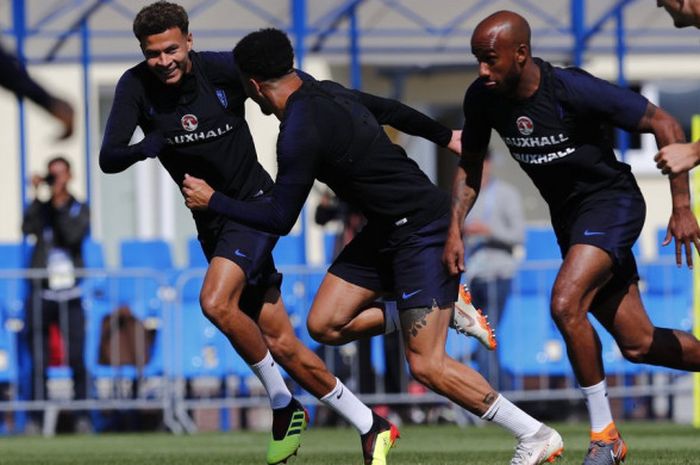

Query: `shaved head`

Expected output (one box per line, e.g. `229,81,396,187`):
472,10,531,51
470,11,537,97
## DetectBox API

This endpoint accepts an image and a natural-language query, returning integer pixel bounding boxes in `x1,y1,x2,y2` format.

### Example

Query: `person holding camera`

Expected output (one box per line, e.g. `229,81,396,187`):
22,156,90,432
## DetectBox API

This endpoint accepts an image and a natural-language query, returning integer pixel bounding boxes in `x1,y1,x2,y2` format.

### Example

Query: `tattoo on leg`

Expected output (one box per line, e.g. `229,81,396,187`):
483,391,497,406
403,306,434,337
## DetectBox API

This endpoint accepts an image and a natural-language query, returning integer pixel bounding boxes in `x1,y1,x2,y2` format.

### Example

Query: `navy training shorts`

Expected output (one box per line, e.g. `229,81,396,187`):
553,193,646,285
197,218,283,315
328,213,459,310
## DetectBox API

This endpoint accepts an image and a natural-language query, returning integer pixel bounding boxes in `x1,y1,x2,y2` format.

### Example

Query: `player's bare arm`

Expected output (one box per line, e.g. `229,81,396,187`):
443,150,485,275
639,102,700,268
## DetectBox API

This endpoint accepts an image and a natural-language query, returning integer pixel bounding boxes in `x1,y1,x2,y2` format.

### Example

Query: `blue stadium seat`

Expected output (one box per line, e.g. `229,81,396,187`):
0,309,18,383
187,237,208,268
640,262,691,296
81,237,108,301
0,243,28,320
84,300,139,381
120,239,173,269
644,293,693,333
323,233,338,264
512,267,558,296
524,227,560,261
176,303,228,380
82,237,105,269
106,239,173,310
656,227,675,257
498,295,570,377
273,233,306,266
371,336,386,377
445,329,477,365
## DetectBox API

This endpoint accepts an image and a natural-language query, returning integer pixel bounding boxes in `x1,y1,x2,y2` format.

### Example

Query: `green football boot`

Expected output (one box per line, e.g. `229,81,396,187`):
266,398,308,465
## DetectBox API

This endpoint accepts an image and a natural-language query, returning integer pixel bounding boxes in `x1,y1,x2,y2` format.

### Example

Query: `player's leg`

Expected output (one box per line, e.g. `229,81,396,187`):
550,244,627,465
592,279,700,370
199,257,270,363
306,273,387,345
397,215,561,465
399,304,562,465
306,226,490,348
199,255,297,465
306,229,397,345
307,274,494,349
256,287,398,465
550,244,613,385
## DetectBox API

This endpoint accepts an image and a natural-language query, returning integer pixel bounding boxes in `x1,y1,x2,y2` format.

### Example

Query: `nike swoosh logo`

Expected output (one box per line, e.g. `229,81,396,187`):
455,308,476,326
336,386,344,400
402,289,423,299
584,230,606,236
234,249,248,258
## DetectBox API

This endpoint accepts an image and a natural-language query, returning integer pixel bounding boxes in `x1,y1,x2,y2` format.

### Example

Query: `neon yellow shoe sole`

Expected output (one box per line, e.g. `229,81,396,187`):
266,403,309,465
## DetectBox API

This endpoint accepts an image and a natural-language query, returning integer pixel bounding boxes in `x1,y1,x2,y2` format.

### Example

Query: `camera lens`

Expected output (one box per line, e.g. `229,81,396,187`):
44,174,56,186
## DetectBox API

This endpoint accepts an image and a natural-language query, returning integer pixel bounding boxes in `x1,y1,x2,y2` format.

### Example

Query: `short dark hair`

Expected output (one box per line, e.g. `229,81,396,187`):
233,28,294,80
48,155,71,172
133,1,189,42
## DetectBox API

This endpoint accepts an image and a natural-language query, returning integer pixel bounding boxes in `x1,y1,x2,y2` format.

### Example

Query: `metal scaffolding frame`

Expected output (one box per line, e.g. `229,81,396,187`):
2,0,693,206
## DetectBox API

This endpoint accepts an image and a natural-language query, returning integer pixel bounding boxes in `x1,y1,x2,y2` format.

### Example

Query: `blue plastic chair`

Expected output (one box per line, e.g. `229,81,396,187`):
656,228,674,257
273,233,306,266
0,243,28,320
512,267,558,296
524,227,560,261
187,237,208,268
640,262,691,296
498,295,570,379
176,303,229,380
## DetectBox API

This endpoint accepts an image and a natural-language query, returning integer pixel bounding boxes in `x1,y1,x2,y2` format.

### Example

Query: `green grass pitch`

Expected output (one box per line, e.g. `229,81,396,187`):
1,422,698,464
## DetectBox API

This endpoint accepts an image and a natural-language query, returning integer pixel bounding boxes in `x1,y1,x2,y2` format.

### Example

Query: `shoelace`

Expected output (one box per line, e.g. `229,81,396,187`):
510,441,535,465
584,441,616,465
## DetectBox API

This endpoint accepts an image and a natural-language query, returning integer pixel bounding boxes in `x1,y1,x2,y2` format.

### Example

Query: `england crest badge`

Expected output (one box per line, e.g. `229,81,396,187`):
215,89,228,108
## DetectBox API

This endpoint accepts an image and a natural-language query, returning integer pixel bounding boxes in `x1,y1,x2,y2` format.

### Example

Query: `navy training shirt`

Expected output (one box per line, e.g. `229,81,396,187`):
462,58,647,218
100,51,273,229
209,79,452,240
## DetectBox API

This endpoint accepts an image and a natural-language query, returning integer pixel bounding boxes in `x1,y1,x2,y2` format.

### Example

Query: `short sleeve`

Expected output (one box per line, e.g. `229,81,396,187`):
553,67,648,131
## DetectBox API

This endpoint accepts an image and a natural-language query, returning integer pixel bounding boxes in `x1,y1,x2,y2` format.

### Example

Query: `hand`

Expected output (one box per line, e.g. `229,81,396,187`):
663,206,700,268
48,97,74,140
442,229,465,275
447,130,462,156
142,131,166,159
182,174,214,210
31,174,43,190
654,142,700,175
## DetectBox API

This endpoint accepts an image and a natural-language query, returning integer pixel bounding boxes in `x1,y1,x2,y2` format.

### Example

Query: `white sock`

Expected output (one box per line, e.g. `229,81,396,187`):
581,379,614,433
249,351,293,409
320,378,374,434
384,301,400,335
481,394,542,440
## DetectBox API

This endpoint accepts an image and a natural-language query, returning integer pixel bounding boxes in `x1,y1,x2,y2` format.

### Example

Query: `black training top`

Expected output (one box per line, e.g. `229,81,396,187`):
100,51,273,228
0,45,53,109
462,58,647,218
209,79,452,241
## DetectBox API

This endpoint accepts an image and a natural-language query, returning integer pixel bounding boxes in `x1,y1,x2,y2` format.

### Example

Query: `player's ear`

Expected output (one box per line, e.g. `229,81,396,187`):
186,32,193,52
249,78,263,95
515,43,529,65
